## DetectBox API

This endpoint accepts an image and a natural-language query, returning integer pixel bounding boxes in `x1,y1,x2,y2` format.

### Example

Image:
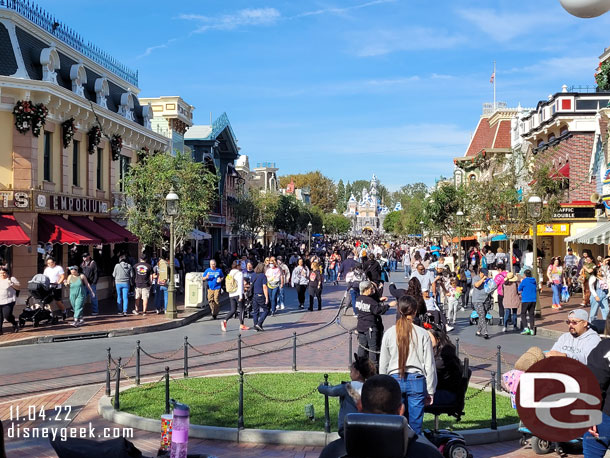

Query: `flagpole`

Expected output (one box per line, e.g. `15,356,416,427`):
493,61,496,111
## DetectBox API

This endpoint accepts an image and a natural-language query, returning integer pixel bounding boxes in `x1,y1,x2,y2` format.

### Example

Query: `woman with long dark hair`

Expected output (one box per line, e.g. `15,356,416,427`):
427,325,462,405
379,295,437,434
405,277,427,318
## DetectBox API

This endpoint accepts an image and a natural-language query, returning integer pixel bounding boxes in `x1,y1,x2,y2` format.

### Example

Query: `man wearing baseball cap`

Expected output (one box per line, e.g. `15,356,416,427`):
546,309,601,364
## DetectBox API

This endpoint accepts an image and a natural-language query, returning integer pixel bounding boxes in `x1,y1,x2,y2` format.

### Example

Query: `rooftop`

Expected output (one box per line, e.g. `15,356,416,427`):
0,0,138,86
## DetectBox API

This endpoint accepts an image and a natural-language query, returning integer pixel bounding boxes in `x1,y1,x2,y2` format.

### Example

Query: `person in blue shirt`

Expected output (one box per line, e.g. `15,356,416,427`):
250,262,269,331
203,259,224,319
518,269,537,335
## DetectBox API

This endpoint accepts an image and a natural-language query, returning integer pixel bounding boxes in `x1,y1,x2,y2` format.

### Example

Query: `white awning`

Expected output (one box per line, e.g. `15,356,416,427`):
188,229,212,240
565,222,610,245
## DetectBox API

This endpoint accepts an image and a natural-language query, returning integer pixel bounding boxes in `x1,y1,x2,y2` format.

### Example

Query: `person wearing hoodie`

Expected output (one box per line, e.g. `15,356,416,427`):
547,309,601,364
518,269,537,335
112,254,133,316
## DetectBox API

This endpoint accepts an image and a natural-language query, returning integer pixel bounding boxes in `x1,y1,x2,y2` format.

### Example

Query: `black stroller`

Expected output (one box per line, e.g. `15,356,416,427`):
18,274,58,328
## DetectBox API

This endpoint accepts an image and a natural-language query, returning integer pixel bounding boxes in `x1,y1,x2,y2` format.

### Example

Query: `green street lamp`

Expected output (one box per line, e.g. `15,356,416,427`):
165,188,179,319
527,195,543,317
456,211,464,268
307,221,312,252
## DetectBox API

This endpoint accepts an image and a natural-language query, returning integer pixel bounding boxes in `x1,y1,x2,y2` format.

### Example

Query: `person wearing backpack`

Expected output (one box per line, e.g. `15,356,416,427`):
221,260,249,332
113,254,134,316
153,253,169,314
471,266,490,339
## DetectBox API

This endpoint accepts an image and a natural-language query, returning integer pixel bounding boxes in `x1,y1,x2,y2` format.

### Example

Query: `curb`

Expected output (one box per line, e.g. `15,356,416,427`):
534,326,562,340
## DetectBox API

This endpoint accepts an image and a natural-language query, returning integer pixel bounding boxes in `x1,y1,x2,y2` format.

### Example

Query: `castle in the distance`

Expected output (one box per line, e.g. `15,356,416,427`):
344,174,390,234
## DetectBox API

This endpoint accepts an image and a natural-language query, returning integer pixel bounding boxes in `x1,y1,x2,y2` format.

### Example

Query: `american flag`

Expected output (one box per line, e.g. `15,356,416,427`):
490,72,495,84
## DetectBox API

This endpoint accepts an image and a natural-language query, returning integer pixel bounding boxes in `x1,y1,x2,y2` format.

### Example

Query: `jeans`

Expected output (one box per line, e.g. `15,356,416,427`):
583,412,610,457
116,283,130,313
404,264,412,278
278,286,285,306
269,287,279,313
503,308,518,329
552,283,562,305
391,373,427,434
252,293,269,327
590,288,609,321
85,283,98,313
350,288,358,316
155,285,168,311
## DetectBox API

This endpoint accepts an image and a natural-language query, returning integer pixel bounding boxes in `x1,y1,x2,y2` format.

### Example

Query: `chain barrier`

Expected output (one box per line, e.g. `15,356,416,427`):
241,339,293,353
120,348,138,369
465,379,493,401
187,341,238,357
355,338,381,354
242,376,319,403
140,345,184,361
169,375,237,396
297,335,345,353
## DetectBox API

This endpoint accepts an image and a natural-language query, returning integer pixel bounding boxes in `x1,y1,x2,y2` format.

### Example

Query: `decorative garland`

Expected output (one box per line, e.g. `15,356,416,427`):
136,146,149,162
31,103,48,137
12,100,33,134
13,101,48,136
87,126,102,154
61,118,77,148
110,134,123,161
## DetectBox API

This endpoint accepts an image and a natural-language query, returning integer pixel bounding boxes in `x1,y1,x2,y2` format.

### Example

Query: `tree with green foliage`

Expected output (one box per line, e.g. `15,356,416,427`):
278,172,337,212
121,151,218,248
423,184,468,237
231,192,263,246
350,180,371,201
273,195,302,235
336,179,346,212
383,211,401,233
323,213,351,235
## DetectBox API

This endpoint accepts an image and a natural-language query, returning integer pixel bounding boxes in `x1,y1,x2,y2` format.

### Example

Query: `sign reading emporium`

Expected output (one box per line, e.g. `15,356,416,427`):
0,191,109,215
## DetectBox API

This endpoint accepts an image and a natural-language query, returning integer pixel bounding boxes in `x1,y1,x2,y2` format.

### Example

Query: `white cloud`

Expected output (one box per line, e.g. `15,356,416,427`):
506,56,598,79
292,0,397,19
137,38,178,59
351,27,465,57
179,8,281,33
457,8,565,42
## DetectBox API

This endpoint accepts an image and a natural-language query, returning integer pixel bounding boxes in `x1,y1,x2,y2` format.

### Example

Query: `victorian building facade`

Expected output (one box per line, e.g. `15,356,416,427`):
0,1,168,304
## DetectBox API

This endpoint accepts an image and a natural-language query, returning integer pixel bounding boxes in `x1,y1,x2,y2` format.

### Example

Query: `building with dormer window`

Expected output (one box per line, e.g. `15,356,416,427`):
0,1,168,304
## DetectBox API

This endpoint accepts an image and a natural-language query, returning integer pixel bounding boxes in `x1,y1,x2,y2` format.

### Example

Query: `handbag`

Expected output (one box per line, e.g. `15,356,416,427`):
561,285,570,303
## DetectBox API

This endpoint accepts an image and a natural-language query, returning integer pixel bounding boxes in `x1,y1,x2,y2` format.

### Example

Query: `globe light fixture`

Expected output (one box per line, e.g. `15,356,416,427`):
559,0,610,18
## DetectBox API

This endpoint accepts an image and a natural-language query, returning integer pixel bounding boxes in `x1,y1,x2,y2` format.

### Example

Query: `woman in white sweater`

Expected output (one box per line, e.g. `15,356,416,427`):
379,295,437,434
221,261,248,332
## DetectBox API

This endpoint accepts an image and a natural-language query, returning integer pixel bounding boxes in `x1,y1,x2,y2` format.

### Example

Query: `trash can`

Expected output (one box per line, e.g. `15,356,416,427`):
185,272,204,308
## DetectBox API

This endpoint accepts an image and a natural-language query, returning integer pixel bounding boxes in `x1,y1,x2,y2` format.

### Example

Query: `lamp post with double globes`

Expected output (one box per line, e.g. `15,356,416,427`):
527,195,543,317
307,221,313,253
165,188,179,319
456,211,464,268
419,221,424,241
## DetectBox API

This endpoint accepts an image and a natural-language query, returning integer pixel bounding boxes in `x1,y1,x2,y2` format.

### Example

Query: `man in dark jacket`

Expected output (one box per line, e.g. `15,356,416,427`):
362,254,382,284
338,252,362,316
355,281,389,368
584,337,610,456
80,253,99,315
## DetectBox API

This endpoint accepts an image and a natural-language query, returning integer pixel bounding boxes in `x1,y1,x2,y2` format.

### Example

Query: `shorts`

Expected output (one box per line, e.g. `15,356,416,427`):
52,288,62,301
135,287,150,300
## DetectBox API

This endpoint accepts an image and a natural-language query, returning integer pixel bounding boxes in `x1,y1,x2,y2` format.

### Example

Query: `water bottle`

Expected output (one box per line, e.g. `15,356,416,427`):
170,399,190,458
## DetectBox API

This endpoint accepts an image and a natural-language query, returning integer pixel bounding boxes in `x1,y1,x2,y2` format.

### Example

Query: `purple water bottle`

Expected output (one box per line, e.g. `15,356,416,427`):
170,399,190,458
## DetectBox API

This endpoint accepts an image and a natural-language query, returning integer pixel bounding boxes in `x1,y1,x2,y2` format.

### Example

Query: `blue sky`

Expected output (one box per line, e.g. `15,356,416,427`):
36,0,610,189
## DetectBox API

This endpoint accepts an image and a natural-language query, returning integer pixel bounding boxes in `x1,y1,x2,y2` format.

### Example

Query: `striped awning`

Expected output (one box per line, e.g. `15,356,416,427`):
565,222,610,245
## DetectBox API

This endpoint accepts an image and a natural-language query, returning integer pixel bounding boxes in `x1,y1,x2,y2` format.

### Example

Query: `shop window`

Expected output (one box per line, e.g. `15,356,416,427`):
37,244,63,274
119,155,130,192
73,140,80,186
93,243,112,276
68,245,89,267
97,147,103,190
0,246,13,275
43,132,52,182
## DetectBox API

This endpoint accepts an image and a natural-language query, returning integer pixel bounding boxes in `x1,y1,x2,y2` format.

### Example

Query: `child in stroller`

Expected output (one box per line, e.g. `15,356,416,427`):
18,274,58,328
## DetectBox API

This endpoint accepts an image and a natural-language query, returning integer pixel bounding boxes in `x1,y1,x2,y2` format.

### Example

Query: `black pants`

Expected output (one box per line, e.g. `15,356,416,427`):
309,289,322,310
296,285,307,306
461,285,471,308
358,327,381,367
497,295,504,321
521,301,536,330
252,294,269,327
225,296,244,324
0,301,17,334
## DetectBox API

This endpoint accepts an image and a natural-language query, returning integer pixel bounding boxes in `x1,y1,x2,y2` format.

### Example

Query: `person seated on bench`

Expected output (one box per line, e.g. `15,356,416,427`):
427,324,462,406
319,375,443,458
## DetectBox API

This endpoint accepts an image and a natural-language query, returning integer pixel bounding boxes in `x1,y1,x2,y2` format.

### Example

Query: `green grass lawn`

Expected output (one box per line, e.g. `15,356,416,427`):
119,372,518,432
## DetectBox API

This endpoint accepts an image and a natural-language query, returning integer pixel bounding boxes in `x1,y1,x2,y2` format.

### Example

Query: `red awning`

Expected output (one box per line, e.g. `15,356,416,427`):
0,214,30,246
68,216,124,244
38,214,102,245
550,162,569,179
94,218,138,243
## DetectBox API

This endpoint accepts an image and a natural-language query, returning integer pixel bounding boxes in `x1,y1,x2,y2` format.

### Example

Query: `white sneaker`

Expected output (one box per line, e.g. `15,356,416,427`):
132,310,139,315
502,326,507,333
459,307,465,312
280,304,285,310
445,325,454,332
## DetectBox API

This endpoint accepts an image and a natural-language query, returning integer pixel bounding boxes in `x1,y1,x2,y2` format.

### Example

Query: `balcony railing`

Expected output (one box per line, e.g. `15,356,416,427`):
0,0,138,86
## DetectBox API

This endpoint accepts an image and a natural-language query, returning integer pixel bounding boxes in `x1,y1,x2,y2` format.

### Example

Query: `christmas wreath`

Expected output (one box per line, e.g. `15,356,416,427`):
61,118,77,148
136,146,149,162
31,103,48,137
87,126,102,154
12,100,33,134
110,134,123,161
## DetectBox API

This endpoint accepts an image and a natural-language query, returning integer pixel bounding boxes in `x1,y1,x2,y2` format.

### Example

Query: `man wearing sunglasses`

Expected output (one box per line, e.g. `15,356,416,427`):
546,309,601,364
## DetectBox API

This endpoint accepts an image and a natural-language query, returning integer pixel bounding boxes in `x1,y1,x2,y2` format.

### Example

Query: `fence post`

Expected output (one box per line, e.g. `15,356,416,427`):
455,338,460,358
496,345,502,389
113,357,121,410
348,330,353,365
165,366,170,415
136,341,141,386
292,332,297,372
238,371,245,429
324,374,331,434
105,347,111,396
237,334,242,373
491,371,497,430
184,336,189,378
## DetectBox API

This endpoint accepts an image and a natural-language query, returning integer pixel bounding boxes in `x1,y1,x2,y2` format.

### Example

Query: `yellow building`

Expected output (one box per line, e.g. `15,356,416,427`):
0,2,168,303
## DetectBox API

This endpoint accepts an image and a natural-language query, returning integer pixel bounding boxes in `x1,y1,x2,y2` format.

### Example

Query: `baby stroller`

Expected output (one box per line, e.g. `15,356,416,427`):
18,274,58,328
518,423,582,455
